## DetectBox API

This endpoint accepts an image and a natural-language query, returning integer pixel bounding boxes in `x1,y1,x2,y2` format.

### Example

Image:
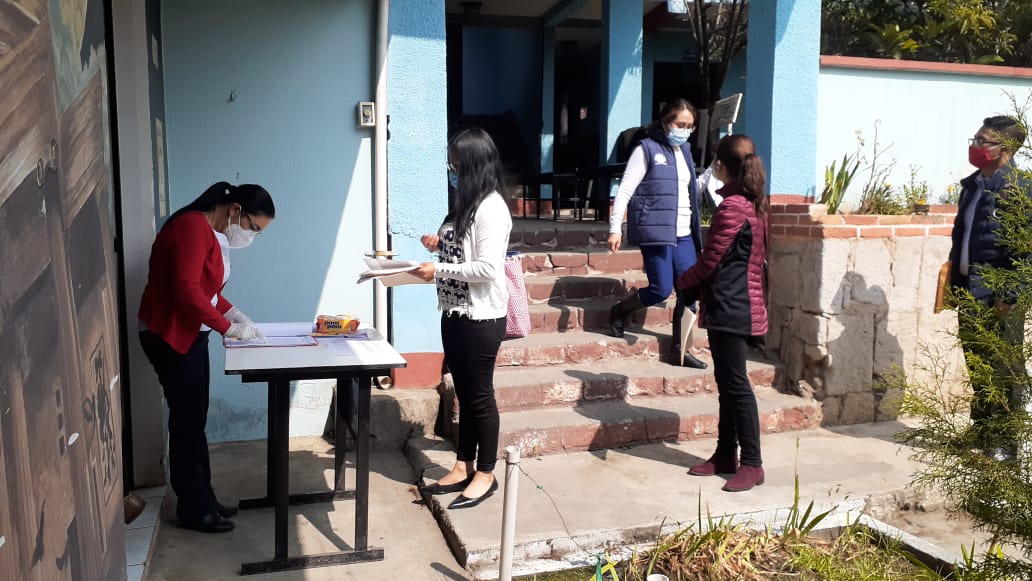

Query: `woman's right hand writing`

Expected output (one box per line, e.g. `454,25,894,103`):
420,234,440,252
607,233,622,253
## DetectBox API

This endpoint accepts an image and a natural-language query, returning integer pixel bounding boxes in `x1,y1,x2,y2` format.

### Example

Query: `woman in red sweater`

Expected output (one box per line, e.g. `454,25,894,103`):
676,135,769,493
139,181,275,532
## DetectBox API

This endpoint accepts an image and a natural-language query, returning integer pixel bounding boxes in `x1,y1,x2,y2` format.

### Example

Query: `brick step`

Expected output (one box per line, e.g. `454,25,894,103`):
519,248,643,276
497,327,708,368
525,272,651,304
509,220,611,250
494,387,819,457
528,298,674,333
476,358,777,412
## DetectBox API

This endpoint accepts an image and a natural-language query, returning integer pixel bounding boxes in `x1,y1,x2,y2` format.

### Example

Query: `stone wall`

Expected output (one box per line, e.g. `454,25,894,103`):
766,198,967,425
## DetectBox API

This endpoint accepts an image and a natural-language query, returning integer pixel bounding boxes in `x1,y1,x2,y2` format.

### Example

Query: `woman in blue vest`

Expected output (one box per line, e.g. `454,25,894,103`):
607,98,706,369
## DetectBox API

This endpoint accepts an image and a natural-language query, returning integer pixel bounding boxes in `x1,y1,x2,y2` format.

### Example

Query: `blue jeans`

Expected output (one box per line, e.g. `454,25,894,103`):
637,236,698,306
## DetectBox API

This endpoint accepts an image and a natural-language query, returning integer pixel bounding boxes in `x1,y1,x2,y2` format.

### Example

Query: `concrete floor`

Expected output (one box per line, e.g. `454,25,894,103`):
144,437,470,580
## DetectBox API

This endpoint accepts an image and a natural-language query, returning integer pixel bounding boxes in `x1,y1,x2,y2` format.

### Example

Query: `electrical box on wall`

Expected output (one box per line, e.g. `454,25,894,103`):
358,101,375,127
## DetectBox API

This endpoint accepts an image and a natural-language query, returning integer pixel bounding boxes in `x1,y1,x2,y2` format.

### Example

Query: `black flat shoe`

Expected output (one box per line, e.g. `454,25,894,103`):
677,352,708,369
179,512,235,533
447,479,498,510
215,501,238,518
419,475,474,496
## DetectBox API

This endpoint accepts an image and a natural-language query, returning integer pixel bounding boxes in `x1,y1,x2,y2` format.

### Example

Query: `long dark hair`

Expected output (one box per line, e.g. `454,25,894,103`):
647,98,698,138
166,181,276,229
445,128,504,242
716,135,768,219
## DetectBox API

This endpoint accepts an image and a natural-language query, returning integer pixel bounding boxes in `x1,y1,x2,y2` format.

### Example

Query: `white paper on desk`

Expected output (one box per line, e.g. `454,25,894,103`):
255,322,315,337
224,335,318,348
320,336,397,359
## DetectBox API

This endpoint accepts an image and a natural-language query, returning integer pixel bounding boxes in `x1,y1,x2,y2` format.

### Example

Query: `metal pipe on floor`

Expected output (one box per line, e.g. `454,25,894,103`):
498,446,522,581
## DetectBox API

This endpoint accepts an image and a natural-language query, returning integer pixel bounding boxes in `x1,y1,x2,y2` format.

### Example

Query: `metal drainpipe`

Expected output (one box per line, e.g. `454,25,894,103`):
373,0,390,337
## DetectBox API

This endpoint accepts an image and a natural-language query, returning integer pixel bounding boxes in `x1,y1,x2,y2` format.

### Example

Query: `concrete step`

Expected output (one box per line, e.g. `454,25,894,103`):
520,248,643,276
491,386,818,457
528,298,674,333
482,357,773,413
524,272,651,303
406,420,935,579
497,327,708,368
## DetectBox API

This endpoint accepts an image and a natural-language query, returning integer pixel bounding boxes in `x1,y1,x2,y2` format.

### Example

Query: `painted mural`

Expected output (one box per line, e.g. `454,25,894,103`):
0,0,125,579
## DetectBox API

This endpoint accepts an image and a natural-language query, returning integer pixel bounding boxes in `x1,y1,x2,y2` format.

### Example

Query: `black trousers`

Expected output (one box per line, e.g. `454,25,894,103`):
958,305,1027,426
441,314,506,472
140,330,217,518
708,329,763,467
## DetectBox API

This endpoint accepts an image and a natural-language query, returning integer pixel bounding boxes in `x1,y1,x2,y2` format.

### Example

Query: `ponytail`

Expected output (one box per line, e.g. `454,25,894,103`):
739,153,769,219
166,181,275,230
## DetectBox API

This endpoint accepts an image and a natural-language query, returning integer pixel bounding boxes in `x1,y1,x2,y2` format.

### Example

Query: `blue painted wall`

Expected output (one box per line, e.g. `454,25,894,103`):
601,0,643,162
162,0,374,441
745,0,820,196
386,0,450,353
463,26,543,165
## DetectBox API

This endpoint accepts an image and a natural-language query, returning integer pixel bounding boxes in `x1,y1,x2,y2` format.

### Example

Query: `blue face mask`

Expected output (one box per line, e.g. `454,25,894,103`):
667,127,692,147
448,171,459,189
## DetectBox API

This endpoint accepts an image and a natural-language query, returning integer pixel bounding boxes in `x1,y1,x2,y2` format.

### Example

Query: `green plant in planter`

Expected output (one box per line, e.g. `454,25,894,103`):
902,166,931,210
939,182,962,205
821,153,860,214
855,120,909,215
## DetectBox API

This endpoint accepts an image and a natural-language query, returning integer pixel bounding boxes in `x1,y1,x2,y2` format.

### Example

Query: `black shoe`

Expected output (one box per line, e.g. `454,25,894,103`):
447,479,498,510
419,475,474,496
179,512,235,533
678,352,708,369
215,501,238,518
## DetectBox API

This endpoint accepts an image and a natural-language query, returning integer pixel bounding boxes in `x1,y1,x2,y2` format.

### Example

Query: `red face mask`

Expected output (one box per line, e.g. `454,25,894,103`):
968,145,998,170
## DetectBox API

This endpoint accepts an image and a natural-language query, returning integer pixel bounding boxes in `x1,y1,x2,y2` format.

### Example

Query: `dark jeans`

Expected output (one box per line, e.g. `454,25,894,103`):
441,314,506,472
958,304,1027,427
140,330,218,518
638,235,698,306
708,329,762,467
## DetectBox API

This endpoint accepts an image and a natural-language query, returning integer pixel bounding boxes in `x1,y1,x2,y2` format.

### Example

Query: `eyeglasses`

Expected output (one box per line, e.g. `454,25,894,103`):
446,162,458,173
969,137,1002,148
241,213,263,236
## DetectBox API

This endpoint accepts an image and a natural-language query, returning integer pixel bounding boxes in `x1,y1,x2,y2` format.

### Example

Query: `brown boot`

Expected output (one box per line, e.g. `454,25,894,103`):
608,291,643,338
688,454,738,476
722,465,765,492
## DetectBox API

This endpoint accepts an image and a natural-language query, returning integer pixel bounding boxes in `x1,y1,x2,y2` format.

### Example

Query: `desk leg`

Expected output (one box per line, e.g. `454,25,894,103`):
238,387,276,510
272,379,290,560
355,375,372,551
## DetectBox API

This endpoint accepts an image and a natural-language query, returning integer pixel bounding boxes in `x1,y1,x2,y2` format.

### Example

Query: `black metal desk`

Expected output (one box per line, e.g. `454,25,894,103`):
224,328,406,574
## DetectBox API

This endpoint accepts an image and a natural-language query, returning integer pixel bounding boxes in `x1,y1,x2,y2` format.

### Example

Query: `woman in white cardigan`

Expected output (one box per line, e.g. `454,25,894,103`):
415,128,512,510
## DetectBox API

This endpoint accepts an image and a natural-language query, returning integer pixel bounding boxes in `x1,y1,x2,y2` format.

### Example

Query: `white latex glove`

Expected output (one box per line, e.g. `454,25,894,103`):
226,322,264,341
225,306,253,324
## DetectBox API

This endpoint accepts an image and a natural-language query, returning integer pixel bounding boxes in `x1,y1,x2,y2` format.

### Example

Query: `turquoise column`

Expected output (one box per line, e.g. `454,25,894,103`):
387,0,449,352
600,0,642,164
744,0,820,195
540,26,555,199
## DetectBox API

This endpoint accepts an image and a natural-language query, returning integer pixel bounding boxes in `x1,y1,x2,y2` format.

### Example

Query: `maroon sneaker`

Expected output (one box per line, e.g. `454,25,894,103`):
722,465,764,492
688,455,738,476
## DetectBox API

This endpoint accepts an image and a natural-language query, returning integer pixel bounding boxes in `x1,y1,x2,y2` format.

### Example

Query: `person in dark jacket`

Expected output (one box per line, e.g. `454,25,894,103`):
677,134,768,492
607,98,707,369
948,115,1028,463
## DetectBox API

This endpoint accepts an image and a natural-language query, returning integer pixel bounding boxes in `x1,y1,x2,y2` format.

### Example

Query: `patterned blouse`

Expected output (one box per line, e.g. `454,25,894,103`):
435,223,471,315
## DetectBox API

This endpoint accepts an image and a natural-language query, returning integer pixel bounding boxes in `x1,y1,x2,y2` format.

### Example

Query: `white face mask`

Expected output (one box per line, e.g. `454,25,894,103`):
224,214,257,249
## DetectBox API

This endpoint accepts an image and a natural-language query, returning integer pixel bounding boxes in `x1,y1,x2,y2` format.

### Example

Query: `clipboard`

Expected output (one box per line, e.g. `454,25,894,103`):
679,307,698,366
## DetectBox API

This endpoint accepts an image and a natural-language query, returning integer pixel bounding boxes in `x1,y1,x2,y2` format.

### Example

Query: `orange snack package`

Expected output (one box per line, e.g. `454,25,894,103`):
315,315,360,335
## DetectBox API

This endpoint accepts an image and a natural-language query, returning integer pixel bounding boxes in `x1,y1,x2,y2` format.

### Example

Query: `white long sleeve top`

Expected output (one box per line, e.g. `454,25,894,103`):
609,144,694,237
434,192,513,320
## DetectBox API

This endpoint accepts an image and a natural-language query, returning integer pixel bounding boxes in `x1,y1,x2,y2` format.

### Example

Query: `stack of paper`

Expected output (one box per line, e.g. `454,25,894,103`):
357,258,430,287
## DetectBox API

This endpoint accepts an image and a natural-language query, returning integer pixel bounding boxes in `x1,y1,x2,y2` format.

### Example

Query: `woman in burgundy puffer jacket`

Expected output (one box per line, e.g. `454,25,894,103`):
676,134,769,492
